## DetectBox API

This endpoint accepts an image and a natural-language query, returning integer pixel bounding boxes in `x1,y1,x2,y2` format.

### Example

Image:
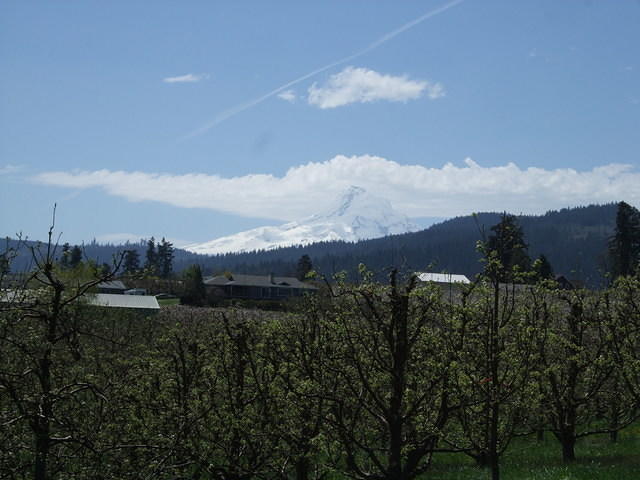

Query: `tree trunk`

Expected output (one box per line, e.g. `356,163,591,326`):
387,271,408,480
475,451,488,468
488,284,500,480
35,355,52,480
295,456,310,480
560,436,576,462
34,429,50,480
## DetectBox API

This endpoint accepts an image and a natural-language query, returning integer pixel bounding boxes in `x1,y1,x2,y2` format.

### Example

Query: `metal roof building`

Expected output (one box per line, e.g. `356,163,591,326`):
417,272,471,284
87,293,160,310
1,289,160,311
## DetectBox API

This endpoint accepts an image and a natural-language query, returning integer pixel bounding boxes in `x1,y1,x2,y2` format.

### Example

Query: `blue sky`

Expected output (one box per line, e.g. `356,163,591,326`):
1,0,639,246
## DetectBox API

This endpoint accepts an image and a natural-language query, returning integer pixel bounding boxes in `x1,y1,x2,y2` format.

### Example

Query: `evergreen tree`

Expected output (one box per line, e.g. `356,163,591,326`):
144,237,157,275
182,264,206,305
157,237,174,279
533,254,554,282
69,245,83,268
0,253,9,276
123,249,140,275
485,213,531,282
59,242,71,269
609,201,640,279
295,254,313,280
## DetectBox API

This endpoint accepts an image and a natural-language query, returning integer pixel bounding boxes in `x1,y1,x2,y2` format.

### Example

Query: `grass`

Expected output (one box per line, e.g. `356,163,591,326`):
429,429,640,479
157,298,180,306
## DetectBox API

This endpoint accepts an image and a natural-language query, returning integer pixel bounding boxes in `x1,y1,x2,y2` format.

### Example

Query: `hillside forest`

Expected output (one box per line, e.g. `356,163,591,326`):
3,203,620,288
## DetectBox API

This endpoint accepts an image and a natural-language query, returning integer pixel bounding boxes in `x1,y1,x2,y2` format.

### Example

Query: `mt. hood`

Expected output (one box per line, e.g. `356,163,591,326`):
184,186,418,255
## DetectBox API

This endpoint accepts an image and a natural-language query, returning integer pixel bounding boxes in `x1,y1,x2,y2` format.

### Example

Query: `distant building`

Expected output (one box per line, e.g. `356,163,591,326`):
204,273,317,301
416,272,471,300
554,275,575,290
1,289,159,313
124,288,147,296
97,280,128,294
87,293,160,311
416,272,471,285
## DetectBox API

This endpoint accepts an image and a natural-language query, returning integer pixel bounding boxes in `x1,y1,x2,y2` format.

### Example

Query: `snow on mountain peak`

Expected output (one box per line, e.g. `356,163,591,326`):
184,186,417,255
330,185,367,217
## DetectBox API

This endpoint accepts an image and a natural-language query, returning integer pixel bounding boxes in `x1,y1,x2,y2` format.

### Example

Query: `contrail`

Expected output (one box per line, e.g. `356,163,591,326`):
183,0,464,139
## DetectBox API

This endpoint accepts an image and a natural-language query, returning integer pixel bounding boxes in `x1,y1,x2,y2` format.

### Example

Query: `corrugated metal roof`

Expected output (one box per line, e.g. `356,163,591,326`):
87,293,160,309
1,289,160,310
417,272,471,284
204,273,317,290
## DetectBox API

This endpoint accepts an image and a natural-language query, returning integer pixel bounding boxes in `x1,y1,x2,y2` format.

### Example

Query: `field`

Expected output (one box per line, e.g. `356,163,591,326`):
431,429,640,479
157,297,180,306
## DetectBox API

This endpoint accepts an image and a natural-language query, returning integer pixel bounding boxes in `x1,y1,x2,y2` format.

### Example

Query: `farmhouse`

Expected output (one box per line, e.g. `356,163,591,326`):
97,280,128,294
204,272,317,301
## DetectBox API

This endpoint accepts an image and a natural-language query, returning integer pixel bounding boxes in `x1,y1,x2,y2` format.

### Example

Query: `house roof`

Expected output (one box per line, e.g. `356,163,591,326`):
1,289,159,310
98,280,128,290
417,272,471,284
204,273,317,290
87,293,160,309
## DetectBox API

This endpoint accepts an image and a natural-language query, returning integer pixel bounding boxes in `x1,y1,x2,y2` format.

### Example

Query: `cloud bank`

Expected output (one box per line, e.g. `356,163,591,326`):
308,67,442,109
33,155,639,221
163,73,210,83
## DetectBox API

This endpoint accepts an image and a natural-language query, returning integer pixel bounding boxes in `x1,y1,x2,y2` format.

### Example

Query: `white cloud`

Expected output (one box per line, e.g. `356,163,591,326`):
307,67,443,109
33,155,640,221
0,164,22,175
185,0,463,137
277,90,297,103
163,73,210,84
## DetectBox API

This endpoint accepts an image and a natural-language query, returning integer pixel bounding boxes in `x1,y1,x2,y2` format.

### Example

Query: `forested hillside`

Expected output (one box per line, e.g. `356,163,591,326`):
4,203,618,287
195,203,617,287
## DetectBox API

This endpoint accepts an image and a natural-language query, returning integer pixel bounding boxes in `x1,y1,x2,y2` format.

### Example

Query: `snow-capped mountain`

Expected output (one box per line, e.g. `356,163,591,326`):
184,186,418,255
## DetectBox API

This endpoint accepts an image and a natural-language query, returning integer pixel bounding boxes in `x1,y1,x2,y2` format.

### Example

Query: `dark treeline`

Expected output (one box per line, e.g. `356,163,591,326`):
3,203,618,287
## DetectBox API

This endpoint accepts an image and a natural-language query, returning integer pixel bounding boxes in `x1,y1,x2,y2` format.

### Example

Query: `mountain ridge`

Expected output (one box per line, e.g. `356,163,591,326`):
4,203,620,288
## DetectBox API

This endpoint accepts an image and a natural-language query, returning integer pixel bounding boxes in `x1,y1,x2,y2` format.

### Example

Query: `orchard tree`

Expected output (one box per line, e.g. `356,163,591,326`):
534,288,635,462
445,229,541,480
321,268,456,480
445,280,542,480
0,220,123,480
263,295,339,480
607,276,640,409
